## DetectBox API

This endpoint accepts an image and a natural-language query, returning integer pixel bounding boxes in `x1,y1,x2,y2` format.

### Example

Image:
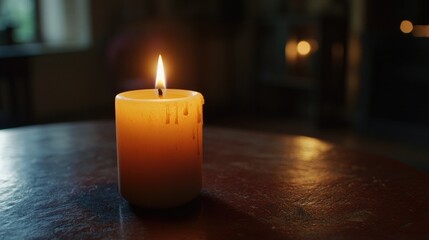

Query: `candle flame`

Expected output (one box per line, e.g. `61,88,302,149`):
155,55,166,89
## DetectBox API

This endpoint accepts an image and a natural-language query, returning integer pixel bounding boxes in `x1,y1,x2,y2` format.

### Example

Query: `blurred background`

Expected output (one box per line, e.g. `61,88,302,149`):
0,0,428,169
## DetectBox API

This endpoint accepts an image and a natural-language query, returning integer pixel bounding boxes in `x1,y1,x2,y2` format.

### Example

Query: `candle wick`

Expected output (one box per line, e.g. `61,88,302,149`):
158,88,163,97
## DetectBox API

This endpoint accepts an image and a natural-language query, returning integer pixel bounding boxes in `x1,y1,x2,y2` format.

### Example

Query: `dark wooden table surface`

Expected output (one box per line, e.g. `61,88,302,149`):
1,121,429,239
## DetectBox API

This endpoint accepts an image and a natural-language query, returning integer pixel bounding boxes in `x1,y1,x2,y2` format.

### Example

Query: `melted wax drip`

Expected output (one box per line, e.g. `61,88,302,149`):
197,105,202,123
183,103,189,116
165,105,170,124
197,126,200,156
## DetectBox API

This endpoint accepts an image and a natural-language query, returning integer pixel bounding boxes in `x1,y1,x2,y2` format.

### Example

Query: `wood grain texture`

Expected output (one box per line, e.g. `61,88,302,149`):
0,121,428,239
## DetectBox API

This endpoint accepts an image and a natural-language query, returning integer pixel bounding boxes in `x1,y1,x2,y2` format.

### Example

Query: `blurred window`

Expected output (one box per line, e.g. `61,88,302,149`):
0,0,37,44
0,0,90,47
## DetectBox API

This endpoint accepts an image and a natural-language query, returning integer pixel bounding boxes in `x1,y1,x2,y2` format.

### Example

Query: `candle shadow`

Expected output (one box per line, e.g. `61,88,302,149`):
73,183,287,239
129,197,201,220
127,191,287,239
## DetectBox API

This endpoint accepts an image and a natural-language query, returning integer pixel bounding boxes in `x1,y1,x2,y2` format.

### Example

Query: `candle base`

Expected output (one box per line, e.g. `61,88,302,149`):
121,187,201,209
128,197,202,217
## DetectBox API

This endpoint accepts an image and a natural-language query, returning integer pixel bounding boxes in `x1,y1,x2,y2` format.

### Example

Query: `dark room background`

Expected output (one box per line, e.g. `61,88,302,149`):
1,0,428,149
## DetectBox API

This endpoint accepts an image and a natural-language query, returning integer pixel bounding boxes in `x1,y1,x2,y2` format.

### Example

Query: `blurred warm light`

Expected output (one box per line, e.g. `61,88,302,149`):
412,25,429,37
400,20,413,34
285,39,298,62
285,38,318,63
297,40,311,56
155,55,166,89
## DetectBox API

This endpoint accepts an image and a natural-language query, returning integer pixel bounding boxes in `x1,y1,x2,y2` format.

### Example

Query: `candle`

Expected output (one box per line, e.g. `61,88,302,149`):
115,55,204,208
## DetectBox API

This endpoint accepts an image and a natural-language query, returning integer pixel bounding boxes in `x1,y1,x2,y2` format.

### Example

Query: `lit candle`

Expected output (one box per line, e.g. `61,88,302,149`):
115,55,204,208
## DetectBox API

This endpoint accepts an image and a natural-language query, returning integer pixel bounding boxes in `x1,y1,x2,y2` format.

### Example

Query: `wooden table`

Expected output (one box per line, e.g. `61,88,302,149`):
1,121,428,239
